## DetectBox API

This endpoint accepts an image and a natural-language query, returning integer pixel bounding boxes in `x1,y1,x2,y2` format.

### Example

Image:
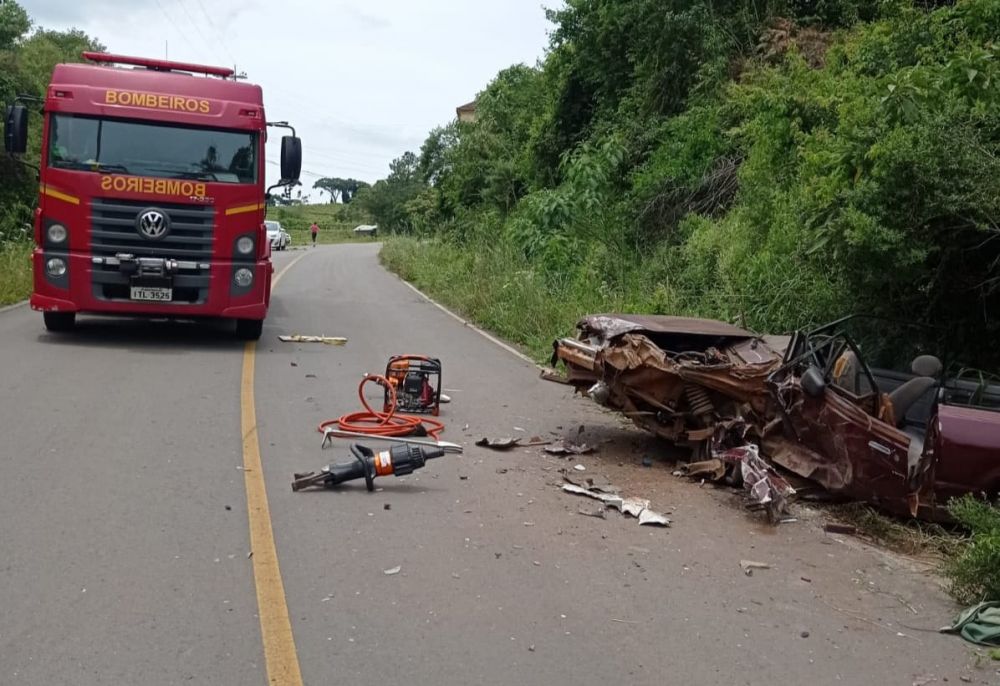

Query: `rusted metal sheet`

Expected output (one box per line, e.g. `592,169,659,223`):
547,312,1000,520
578,314,757,341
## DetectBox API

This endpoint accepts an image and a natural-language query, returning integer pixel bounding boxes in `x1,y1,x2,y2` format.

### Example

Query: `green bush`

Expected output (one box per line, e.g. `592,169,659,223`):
946,495,1000,604
377,0,1000,370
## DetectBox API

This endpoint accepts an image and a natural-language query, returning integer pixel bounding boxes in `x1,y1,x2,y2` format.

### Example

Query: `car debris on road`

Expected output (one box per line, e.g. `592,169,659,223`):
278,334,348,345
546,313,1000,519
561,482,670,527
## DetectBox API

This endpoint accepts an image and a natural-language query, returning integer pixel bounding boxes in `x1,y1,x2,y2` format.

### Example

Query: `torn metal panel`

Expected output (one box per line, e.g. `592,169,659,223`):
547,312,1000,520
578,314,757,342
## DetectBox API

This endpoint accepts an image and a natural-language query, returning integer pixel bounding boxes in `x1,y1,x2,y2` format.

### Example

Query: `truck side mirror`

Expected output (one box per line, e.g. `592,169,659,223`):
280,135,301,182
801,366,827,399
4,105,28,154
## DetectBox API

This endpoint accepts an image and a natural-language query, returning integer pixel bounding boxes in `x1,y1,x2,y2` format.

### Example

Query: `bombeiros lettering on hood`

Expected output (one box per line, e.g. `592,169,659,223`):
104,89,211,114
100,175,207,199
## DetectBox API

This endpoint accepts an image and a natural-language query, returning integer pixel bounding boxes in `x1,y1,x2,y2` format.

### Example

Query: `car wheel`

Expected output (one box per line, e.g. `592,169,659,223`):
235,318,263,341
43,311,76,332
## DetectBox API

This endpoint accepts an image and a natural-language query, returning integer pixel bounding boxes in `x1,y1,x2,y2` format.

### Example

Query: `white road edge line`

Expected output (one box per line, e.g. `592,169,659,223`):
395,276,542,368
0,300,28,315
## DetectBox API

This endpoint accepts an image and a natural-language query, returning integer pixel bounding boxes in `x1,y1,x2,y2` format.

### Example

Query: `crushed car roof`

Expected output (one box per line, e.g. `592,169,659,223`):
578,314,758,340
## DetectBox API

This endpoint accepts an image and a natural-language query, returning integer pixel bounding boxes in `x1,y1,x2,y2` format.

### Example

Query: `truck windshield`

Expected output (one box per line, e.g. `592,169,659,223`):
48,114,258,184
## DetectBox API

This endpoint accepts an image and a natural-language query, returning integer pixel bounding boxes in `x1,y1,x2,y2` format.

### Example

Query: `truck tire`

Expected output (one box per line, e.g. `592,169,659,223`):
235,318,263,341
43,311,76,332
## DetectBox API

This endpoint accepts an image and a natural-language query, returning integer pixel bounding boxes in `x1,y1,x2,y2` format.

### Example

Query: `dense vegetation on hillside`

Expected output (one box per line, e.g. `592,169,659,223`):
368,0,1000,371
0,0,103,240
0,0,102,304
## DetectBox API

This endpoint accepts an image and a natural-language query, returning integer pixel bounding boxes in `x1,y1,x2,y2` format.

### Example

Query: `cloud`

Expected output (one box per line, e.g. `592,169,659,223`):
19,0,557,186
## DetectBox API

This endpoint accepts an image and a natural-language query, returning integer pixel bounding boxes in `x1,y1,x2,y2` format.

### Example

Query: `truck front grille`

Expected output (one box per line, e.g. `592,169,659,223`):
90,198,215,259
90,198,215,304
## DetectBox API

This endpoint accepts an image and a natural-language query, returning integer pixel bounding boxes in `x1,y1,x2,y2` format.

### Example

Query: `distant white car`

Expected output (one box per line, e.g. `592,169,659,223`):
265,220,290,250
353,224,378,237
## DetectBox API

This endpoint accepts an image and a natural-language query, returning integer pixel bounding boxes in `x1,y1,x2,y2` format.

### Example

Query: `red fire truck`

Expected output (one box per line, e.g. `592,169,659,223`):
3,52,301,340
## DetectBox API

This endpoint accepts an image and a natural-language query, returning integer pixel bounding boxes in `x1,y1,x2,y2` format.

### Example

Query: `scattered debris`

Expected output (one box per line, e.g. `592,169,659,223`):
476,437,520,451
278,335,347,345
383,566,401,576
740,560,771,576
578,507,607,519
824,523,857,535
547,312,1000,519
544,440,595,456
562,474,618,493
573,464,587,472
641,456,653,468
800,630,810,639
496,468,509,474
681,459,727,481
561,484,670,528
383,503,391,511
638,510,670,527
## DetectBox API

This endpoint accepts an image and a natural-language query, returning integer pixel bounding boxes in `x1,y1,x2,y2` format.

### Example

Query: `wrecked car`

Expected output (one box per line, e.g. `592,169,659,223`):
547,313,1000,519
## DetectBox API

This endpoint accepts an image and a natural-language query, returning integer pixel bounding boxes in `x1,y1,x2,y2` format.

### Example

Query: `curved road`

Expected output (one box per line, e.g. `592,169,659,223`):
0,244,984,685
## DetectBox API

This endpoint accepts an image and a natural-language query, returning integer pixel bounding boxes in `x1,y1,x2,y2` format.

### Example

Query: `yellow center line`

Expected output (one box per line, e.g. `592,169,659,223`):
241,249,312,686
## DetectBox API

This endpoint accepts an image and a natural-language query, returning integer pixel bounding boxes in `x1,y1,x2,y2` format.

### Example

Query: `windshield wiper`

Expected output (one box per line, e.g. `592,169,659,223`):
95,163,129,174
53,160,129,174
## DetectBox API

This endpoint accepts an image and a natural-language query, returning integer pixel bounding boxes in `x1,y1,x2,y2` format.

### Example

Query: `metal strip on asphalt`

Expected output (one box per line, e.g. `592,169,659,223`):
241,249,311,686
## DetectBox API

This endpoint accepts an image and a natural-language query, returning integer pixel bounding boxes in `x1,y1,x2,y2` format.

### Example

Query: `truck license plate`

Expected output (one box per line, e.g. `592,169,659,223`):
130,286,172,302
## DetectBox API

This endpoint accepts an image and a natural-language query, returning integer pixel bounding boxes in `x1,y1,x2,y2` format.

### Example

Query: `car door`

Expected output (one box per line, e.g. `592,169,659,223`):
766,333,932,516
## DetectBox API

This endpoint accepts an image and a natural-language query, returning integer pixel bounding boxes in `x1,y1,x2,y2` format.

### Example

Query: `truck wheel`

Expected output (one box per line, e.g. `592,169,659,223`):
43,312,76,332
235,318,263,341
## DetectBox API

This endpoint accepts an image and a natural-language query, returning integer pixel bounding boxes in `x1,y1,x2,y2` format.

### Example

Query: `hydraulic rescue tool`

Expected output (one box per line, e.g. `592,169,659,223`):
291,443,446,492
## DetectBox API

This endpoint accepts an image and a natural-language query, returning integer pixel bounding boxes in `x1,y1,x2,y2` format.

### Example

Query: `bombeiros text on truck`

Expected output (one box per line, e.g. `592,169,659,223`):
3,52,303,340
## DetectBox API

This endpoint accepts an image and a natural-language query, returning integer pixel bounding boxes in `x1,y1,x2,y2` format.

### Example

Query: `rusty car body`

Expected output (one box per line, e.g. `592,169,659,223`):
548,313,1000,518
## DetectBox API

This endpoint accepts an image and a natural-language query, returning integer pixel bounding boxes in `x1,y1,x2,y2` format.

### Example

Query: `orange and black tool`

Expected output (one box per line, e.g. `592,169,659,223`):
383,355,442,416
291,443,445,492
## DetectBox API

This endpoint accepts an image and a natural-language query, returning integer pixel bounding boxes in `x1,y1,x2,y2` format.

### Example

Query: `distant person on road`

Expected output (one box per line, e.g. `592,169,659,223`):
310,222,319,247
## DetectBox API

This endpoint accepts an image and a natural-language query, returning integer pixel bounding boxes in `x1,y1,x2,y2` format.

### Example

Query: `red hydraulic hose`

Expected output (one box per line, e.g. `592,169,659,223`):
317,374,445,440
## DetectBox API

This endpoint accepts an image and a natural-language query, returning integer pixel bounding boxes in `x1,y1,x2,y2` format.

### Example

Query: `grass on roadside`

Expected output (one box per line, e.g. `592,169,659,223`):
0,241,32,306
267,203,377,246
829,503,962,559
379,237,627,362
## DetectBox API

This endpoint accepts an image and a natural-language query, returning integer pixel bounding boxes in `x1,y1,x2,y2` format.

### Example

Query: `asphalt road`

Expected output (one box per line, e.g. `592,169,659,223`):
0,244,990,685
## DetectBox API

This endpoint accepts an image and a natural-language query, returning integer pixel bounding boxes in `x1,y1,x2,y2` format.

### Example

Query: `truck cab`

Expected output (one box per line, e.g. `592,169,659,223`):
4,52,302,339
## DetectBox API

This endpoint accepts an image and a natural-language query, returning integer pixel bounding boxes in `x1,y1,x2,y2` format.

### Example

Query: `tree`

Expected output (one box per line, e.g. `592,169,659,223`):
0,2,103,240
313,177,370,203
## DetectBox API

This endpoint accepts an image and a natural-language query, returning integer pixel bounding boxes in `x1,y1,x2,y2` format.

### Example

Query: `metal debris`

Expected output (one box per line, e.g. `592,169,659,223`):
544,440,595,456
561,484,670,528
278,335,347,345
740,560,771,576
383,566,401,576
475,437,520,450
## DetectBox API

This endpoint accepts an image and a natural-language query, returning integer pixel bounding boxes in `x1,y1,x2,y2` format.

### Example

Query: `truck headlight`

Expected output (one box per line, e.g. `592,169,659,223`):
47,223,68,244
46,257,67,277
236,236,254,255
234,267,253,288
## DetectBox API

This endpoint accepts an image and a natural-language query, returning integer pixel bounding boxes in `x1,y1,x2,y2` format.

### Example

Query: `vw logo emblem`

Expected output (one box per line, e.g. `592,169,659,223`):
136,209,170,240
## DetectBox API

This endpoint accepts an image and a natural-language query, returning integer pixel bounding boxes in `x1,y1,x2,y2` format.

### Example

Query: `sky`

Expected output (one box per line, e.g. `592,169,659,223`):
22,0,557,199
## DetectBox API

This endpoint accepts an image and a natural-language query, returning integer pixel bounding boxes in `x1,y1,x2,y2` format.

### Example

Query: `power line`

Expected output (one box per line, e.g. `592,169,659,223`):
172,0,228,66
152,0,202,58
190,0,237,65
